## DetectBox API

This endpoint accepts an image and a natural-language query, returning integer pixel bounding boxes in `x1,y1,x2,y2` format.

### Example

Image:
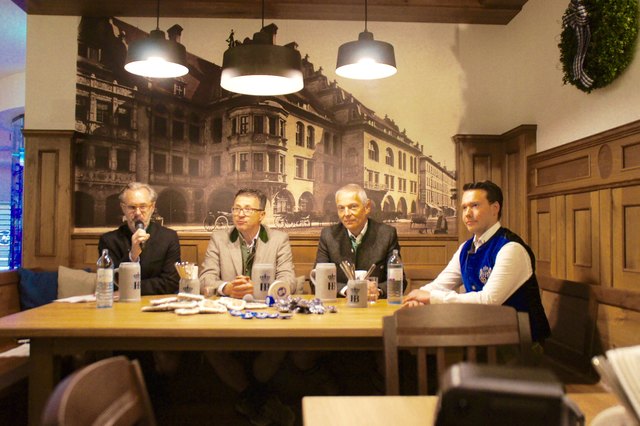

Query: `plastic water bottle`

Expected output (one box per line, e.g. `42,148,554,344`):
387,249,403,305
96,248,114,308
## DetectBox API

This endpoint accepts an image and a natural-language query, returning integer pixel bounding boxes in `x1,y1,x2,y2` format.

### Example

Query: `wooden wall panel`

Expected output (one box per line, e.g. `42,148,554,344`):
612,186,640,291
23,130,74,269
528,119,640,374
70,233,459,285
565,192,599,283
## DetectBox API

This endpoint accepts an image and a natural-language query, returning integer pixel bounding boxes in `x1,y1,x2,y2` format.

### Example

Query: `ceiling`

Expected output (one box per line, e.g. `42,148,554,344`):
11,0,528,25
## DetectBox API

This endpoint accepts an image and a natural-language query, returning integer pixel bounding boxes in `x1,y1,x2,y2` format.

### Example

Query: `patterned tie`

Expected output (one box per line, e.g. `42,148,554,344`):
350,235,359,253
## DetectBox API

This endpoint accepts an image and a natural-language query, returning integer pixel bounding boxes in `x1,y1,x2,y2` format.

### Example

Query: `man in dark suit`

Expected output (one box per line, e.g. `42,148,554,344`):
315,183,406,298
98,182,180,295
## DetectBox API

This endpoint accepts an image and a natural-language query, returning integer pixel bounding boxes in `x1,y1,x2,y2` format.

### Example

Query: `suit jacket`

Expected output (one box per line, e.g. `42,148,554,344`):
315,219,406,297
199,225,296,295
98,222,181,295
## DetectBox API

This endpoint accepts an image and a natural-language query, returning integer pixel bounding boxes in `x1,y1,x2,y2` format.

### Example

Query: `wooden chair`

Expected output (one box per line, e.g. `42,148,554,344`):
41,356,156,426
383,304,532,395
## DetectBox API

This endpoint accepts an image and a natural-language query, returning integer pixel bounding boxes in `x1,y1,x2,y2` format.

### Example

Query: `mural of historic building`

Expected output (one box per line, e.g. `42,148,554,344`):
73,17,453,230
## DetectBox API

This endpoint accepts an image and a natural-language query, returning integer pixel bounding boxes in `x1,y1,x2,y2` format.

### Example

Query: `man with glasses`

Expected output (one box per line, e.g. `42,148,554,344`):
199,188,296,425
98,182,180,295
200,188,296,297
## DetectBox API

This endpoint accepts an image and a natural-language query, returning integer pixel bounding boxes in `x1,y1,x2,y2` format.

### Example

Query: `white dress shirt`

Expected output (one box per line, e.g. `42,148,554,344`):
420,222,533,305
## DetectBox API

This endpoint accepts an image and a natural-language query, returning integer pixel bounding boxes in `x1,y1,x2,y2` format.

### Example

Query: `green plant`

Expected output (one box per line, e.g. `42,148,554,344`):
559,0,639,93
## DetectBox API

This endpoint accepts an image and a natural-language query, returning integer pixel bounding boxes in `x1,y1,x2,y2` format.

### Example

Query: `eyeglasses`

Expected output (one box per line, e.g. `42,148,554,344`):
122,204,152,213
231,207,264,215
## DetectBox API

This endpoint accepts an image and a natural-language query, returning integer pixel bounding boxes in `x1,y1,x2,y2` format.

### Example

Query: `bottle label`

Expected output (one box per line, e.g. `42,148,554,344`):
388,268,403,281
97,269,113,282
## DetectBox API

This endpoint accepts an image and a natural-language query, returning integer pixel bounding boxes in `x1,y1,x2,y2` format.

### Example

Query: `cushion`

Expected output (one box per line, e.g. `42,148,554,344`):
17,268,58,310
57,265,96,299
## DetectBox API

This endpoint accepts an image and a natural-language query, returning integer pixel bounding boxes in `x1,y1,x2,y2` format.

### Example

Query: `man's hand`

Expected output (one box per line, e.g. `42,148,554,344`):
130,228,150,261
223,275,254,299
402,289,432,307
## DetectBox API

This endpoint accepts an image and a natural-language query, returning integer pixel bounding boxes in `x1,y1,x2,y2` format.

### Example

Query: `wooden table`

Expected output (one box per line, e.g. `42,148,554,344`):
0,296,399,425
302,393,621,426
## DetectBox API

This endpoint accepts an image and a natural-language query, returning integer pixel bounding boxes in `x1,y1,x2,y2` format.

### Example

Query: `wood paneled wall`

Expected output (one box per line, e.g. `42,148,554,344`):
453,125,536,243
529,120,640,371
71,231,459,290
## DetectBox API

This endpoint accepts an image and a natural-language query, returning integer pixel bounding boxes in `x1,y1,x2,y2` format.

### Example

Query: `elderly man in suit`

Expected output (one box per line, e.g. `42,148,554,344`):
99,182,180,295
199,188,296,426
315,183,406,298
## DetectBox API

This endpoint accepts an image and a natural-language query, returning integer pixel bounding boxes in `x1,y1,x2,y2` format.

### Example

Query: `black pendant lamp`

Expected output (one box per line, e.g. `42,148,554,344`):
124,0,188,79
220,0,303,96
336,0,397,80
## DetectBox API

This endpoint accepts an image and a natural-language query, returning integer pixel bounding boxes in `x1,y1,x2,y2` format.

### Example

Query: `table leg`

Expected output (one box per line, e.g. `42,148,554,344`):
28,338,55,426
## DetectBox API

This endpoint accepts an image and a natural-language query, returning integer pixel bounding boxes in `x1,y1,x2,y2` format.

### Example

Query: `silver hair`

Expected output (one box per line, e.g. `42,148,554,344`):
119,182,158,203
335,183,368,204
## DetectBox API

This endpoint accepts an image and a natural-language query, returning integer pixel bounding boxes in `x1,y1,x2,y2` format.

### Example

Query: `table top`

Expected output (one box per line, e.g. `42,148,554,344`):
302,393,621,426
0,296,400,339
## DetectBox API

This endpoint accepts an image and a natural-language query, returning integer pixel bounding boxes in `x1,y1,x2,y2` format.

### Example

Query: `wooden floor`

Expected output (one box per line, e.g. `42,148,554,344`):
0,353,603,426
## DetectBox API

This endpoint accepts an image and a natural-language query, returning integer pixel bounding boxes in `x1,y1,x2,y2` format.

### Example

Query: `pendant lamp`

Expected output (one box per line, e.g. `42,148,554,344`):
124,0,188,79
220,0,303,96
336,0,397,80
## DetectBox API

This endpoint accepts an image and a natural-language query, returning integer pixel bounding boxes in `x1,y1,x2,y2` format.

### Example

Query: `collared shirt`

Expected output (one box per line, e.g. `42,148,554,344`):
347,220,369,251
420,221,533,305
217,225,269,295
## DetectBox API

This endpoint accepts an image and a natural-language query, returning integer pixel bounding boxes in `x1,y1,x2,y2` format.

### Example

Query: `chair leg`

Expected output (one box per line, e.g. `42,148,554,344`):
417,348,428,395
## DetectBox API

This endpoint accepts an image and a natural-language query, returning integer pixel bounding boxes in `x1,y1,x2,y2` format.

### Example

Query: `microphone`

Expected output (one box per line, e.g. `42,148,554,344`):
135,220,146,250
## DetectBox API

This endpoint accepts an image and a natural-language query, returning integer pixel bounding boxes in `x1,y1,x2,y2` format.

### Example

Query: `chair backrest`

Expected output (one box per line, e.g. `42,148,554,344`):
383,304,532,395
41,356,156,426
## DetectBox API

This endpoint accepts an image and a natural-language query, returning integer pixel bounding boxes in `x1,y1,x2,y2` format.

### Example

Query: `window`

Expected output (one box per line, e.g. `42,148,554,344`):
239,153,248,172
324,132,331,154
403,152,407,171
230,154,236,172
296,122,304,146
96,100,111,124
76,96,89,121
295,158,304,178
410,155,414,173
172,156,183,175
385,148,394,166
390,176,395,190
153,153,166,173
231,117,237,135
212,155,221,176
189,158,199,176
279,120,286,138
398,149,403,170
279,155,285,174
189,123,200,144
332,135,339,156
116,149,130,172
306,160,314,179
368,141,379,161
154,116,167,137
172,120,184,140
174,83,185,97
239,116,249,134
268,116,277,136
306,126,315,149
254,116,265,134
268,153,277,173
116,106,132,129
94,146,109,170
253,153,264,172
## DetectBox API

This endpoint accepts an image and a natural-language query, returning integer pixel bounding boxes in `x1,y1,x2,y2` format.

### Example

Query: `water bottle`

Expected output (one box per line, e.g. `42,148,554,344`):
96,248,114,308
387,249,403,305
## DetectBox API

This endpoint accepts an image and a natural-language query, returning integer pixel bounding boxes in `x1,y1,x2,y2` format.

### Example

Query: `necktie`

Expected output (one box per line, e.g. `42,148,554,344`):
350,235,359,253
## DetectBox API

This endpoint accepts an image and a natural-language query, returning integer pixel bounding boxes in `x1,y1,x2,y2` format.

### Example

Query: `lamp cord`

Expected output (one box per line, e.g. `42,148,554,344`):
364,0,368,32
155,0,160,30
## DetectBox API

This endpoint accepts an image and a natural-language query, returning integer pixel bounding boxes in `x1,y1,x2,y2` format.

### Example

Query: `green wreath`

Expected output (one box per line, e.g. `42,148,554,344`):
559,0,639,93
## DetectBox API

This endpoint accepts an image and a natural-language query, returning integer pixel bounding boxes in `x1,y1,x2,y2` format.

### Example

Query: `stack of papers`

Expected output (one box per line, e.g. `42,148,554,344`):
593,345,640,423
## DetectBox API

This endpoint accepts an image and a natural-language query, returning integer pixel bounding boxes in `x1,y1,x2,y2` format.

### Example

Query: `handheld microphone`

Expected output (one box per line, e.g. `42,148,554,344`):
135,220,146,250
